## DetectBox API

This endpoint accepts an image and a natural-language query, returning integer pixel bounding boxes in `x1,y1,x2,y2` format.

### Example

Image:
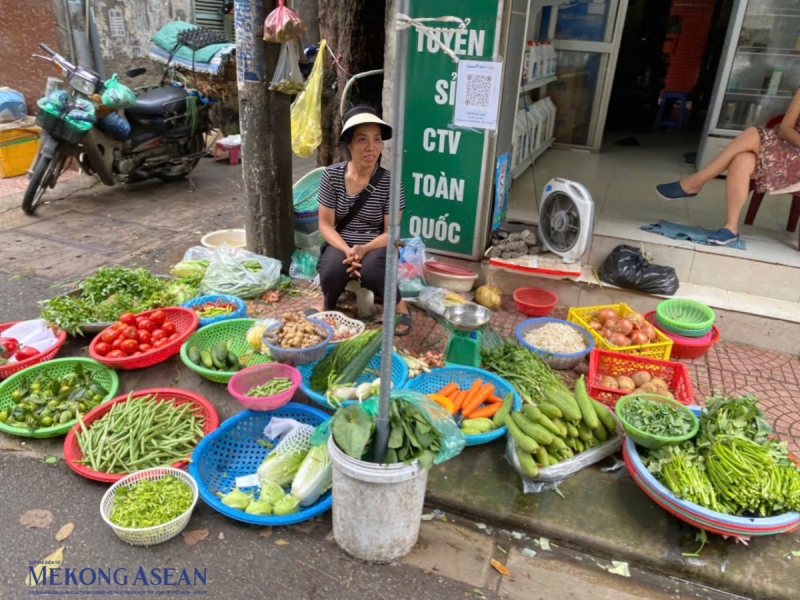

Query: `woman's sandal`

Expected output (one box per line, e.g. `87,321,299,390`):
395,311,413,337
304,308,320,317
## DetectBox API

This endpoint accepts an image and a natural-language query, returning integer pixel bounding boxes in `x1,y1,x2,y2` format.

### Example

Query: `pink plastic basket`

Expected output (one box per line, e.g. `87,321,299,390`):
227,363,301,411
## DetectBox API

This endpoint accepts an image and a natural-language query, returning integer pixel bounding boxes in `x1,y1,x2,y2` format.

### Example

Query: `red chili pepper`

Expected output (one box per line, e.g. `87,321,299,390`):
0,337,19,359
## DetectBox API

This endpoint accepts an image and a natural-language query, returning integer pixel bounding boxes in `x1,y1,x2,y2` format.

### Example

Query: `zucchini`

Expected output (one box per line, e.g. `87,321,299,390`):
544,389,581,422
521,405,560,437
521,404,542,421
506,416,539,453
493,393,515,427
535,446,550,467
547,454,560,467
552,417,569,438
574,375,600,430
566,423,580,438
537,402,562,419
548,436,569,453
591,398,617,432
188,346,201,365
511,412,555,445
516,446,540,478
565,436,579,451
593,421,608,442
574,439,585,453
577,423,594,443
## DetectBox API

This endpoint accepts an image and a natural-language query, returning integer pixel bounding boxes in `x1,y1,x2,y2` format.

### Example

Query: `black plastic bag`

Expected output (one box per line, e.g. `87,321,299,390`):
598,245,679,295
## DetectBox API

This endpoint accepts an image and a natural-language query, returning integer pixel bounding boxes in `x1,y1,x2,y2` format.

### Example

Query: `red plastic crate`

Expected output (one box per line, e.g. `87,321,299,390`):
587,348,695,409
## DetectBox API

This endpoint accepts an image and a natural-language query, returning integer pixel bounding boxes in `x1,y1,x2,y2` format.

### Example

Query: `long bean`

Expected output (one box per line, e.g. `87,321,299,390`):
245,377,293,398
74,393,205,474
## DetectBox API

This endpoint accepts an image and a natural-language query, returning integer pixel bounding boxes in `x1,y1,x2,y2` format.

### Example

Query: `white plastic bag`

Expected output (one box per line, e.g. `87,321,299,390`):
199,243,281,299
182,246,214,262
506,412,623,493
2,319,55,347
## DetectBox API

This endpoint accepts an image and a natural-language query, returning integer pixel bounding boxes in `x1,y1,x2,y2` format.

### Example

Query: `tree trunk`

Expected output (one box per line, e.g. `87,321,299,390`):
236,0,295,271
317,0,386,166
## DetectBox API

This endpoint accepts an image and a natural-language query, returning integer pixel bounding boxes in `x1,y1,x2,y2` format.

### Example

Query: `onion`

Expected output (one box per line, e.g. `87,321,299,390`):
604,318,618,333
627,311,645,327
640,323,657,342
609,333,630,347
629,331,649,346
614,319,634,335
601,327,615,340
597,308,617,324
588,319,603,331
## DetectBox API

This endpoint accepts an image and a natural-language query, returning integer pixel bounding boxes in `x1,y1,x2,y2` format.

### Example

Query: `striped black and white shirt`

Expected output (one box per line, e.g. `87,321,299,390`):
317,162,405,246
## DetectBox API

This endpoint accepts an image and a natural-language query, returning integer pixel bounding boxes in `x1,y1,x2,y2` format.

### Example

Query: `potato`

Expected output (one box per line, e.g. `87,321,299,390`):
650,377,668,391
660,391,675,400
639,382,657,393
617,376,636,391
631,371,651,388
600,376,619,389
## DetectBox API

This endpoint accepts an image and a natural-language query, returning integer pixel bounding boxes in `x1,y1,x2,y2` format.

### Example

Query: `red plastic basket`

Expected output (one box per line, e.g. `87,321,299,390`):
513,288,558,317
587,348,695,409
0,322,68,380
645,311,720,360
63,388,219,483
88,307,199,370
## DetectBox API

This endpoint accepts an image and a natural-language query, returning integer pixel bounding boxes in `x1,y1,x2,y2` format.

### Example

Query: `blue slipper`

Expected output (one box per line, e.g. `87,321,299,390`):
707,228,740,246
655,181,697,200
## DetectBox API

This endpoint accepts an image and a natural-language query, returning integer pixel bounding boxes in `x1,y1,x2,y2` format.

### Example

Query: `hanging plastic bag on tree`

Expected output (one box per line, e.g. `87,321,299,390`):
598,244,680,296
290,39,326,158
199,243,282,299
101,74,137,109
398,237,427,298
270,42,305,95
263,0,307,43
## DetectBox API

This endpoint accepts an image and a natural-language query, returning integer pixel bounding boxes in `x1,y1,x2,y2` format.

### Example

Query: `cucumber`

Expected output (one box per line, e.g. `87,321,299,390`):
591,398,617,432
506,416,539,453
537,402,562,419
493,393,515,427
521,405,561,437
462,418,496,434
574,375,600,430
574,439,585,453
547,455,560,467
548,436,569,453
552,417,569,438
566,423,580,438
511,412,555,445
188,346,201,365
565,436,579,451
226,351,240,368
544,389,581,422
200,350,214,369
593,421,608,442
515,447,540,478
521,404,543,421
577,422,594,443
212,343,228,364
535,446,550,467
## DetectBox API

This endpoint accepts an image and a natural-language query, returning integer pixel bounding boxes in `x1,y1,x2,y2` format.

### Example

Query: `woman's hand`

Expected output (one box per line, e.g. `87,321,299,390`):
343,246,365,279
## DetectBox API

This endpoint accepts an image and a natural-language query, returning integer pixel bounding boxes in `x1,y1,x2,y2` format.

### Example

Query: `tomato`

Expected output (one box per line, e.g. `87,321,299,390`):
168,333,179,342
120,339,139,355
100,329,119,344
111,337,123,351
110,321,125,330
119,313,137,326
107,350,125,359
137,330,152,345
149,310,166,326
131,351,143,357
152,329,166,341
162,321,177,336
138,319,155,333
95,342,111,356
122,326,138,340
138,343,152,352
153,338,168,348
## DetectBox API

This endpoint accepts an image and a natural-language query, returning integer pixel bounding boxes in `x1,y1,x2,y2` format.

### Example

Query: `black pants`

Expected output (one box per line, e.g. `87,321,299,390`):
317,246,400,311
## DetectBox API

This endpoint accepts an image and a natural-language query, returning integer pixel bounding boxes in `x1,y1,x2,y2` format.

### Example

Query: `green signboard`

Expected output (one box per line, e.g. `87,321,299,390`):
400,0,502,258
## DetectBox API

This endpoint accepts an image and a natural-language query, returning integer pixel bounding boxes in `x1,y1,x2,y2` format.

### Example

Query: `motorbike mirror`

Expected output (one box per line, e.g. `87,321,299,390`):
125,67,147,78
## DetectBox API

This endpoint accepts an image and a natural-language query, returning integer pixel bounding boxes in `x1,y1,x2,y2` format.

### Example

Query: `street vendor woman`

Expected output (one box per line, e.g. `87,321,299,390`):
311,106,412,336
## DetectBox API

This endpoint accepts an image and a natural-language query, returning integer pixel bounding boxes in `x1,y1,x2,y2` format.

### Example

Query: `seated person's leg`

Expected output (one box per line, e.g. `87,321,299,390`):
317,247,350,310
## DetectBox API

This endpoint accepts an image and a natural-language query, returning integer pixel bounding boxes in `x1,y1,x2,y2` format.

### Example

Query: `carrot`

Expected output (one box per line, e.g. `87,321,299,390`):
437,382,459,398
486,395,504,404
462,379,483,409
469,403,501,418
451,390,467,414
462,383,495,417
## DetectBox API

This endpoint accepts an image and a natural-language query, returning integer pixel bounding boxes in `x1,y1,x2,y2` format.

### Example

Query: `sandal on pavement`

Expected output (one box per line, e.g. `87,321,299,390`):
395,311,413,337
304,308,320,317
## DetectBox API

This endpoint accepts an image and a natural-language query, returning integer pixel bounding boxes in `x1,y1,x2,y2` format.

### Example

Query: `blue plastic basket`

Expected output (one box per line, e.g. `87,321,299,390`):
296,349,410,410
181,294,248,327
293,214,319,234
293,167,325,216
188,403,332,526
515,318,594,370
262,319,333,366
402,366,521,446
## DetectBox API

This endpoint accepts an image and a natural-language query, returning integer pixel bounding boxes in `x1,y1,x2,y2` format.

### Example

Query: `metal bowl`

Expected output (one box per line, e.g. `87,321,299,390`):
444,303,492,332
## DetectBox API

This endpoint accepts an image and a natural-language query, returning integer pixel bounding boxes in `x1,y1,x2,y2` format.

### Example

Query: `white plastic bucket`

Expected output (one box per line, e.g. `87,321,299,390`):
328,436,428,563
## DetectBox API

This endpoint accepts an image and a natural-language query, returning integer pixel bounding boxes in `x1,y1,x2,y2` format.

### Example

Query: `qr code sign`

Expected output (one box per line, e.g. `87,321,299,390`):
464,74,492,107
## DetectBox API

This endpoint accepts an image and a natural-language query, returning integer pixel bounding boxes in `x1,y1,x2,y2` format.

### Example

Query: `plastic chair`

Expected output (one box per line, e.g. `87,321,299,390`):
346,280,374,317
213,140,240,165
652,91,689,133
743,114,800,249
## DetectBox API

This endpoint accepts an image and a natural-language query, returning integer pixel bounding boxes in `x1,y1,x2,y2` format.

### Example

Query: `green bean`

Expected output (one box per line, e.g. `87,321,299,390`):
245,377,293,398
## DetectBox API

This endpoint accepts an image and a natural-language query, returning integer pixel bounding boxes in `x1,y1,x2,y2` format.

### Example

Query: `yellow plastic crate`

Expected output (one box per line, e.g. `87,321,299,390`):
567,303,673,360
0,131,40,178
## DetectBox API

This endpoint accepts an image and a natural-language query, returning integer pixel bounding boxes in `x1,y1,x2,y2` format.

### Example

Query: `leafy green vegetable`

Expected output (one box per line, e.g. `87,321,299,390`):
256,436,311,487
291,443,332,506
331,404,375,459
273,494,300,516
481,341,569,403
259,482,286,505
110,476,193,528
697,393,771,447
244,498,273,515
216,488,253,510
619,397,694,437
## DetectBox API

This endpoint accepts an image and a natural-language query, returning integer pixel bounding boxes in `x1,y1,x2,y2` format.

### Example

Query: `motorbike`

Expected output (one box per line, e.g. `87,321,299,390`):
23,43,209,215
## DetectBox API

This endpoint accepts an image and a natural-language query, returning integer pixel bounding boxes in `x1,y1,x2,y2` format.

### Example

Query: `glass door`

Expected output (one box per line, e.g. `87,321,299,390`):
547,0,629,151
712,0,800,133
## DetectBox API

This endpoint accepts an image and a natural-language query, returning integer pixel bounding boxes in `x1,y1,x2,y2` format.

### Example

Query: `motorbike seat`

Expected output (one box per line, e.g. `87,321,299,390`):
127,86,188,116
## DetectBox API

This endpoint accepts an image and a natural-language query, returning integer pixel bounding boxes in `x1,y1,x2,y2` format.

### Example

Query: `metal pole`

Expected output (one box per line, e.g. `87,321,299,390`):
374,0,410,464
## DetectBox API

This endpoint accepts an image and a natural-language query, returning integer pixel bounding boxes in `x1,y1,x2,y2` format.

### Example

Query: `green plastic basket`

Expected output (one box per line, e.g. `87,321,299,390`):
180,318,273,384
293,167,325,215
655,299,715,332
615,392,699,450
0,358,119,439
